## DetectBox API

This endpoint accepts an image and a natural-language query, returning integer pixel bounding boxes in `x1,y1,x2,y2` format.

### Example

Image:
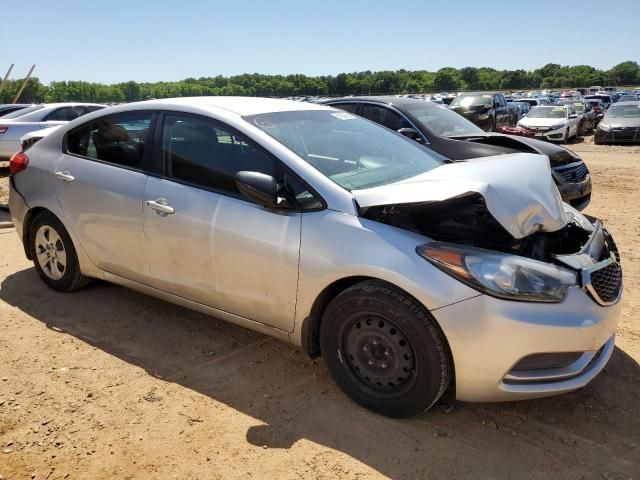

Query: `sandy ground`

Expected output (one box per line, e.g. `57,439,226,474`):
0,142,639,480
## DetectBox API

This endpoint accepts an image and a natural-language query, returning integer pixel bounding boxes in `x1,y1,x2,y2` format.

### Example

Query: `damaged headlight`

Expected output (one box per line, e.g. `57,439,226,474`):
416,242,577,302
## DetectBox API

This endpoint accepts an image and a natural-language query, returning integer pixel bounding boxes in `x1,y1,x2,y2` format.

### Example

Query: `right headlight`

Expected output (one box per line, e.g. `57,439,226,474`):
598,123,611,131
416,242,577,303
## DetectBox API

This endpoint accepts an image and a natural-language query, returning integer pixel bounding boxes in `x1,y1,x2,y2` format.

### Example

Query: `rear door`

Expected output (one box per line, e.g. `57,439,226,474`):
141,112,302,331
54,110,156,283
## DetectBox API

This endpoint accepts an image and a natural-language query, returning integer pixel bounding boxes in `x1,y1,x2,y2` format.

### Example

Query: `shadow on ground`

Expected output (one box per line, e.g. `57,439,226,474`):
2,268,639,479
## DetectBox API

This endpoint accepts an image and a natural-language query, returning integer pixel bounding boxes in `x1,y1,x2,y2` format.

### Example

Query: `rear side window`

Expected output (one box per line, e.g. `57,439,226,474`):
45,107,88,121
361,105,411,131
161,113,275,198
66,111,153,169
331,103,359,114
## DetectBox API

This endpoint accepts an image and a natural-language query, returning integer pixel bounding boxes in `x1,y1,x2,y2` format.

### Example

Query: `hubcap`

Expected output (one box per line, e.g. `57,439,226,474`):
344,316,416,393
35,225,67,280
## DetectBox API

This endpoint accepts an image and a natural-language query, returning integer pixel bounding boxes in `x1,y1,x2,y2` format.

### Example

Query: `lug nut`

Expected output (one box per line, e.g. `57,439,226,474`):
381,362,388,368
384,350,389,356
363,346,368,351
368,360,374,366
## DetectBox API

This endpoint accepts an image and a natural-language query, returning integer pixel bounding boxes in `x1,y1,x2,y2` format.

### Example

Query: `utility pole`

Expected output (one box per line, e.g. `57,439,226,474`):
11,65,36,103
0,64,15,96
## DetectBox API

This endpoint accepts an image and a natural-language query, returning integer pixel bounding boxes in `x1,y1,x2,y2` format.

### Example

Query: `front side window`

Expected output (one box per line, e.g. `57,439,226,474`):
403,102,483,137
66,111,153,168
331,103,359,114
162,114,274,197
245,110,443,191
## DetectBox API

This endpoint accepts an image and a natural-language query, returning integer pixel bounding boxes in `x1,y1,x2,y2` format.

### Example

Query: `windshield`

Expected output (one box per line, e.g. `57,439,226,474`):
244,110,443,190
1,105,44,119
605,104,640,118
526,106,567,119
402,102,483,137
449,95,492,107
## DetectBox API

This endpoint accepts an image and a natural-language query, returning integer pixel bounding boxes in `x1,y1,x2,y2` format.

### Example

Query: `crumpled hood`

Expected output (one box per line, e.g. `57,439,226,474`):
352,153,568,239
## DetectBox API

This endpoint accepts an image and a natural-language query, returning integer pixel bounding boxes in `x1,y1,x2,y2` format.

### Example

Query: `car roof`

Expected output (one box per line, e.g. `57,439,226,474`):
117,97,331,116
322,95,442,110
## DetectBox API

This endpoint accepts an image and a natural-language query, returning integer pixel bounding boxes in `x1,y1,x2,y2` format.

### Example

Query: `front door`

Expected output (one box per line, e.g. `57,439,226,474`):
142,112,301,331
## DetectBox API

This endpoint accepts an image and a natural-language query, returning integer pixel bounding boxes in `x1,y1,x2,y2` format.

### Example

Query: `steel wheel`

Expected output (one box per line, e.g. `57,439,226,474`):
34,224,67,280
343,314,416,395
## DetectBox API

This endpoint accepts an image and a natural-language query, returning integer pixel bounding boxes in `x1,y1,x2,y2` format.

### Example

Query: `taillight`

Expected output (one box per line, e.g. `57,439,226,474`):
9,151,29,175
0,126,8,134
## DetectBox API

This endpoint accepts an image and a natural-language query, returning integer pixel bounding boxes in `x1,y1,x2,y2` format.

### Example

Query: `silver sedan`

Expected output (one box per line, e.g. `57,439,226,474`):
0,103,105,160
9,97,622,417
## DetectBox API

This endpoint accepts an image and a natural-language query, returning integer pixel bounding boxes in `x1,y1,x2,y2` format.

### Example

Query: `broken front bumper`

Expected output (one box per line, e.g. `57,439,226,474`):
433,220,622,402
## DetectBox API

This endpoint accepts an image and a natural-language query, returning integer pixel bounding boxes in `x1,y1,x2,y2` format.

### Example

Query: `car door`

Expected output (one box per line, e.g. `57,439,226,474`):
141,112,302,332
54,110,156,283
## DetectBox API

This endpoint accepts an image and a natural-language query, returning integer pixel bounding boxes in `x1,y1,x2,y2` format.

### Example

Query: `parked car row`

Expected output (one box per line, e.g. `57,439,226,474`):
0,103,106,161
8,96,622,418
321,96,592,209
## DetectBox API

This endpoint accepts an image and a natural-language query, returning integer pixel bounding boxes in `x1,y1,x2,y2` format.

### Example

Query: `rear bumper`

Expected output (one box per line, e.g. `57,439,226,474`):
432,287,621,402
9,177,29,244
0,139,20,161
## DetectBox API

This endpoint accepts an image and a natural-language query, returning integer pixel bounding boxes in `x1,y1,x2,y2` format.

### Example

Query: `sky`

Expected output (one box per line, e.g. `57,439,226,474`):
2,0,639,85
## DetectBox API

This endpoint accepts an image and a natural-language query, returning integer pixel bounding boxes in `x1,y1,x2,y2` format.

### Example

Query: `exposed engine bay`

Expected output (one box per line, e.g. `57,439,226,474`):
361,193,593,263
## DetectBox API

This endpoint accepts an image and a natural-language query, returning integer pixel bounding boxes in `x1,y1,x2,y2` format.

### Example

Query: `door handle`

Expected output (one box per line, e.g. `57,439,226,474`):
54,171,75,182
146,199,175,215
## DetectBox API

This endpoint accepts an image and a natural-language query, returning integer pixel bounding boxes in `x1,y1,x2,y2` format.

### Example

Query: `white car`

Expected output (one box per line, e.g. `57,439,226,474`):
517,105,580,143
0,103,105,161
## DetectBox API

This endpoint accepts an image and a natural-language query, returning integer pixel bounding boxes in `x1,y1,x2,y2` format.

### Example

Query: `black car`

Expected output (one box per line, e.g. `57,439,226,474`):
447,92,518,132
322,96,592,210
0,104,31,118
594,101,640,144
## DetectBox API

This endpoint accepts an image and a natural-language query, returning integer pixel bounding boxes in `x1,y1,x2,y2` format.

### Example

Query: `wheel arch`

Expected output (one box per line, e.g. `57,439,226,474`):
300,276,454,368
21,206,52,260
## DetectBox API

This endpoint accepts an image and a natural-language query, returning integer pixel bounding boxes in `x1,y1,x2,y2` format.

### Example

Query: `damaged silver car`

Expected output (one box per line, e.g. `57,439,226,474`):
9,97,622,418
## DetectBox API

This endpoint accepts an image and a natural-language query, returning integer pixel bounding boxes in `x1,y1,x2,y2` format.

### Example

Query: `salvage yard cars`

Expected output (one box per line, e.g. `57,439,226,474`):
517,105,580,142
595,101,640,144
9,97,622,418
0,103,106,161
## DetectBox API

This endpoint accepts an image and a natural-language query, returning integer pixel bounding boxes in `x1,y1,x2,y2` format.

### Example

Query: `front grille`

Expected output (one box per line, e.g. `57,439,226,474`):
554,162,588,183
612,127,638,140
589,262,622,303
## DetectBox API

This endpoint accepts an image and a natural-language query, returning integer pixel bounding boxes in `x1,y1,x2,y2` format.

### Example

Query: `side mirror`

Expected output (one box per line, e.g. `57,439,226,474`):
236,171,284,208
397,127,423,142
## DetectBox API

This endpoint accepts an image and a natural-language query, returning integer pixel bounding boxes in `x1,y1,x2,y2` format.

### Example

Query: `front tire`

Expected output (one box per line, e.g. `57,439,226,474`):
29,212,90,292
320,281,452,418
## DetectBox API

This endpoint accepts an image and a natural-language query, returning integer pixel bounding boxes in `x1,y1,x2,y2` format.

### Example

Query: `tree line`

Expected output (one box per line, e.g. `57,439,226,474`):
1,61,638,104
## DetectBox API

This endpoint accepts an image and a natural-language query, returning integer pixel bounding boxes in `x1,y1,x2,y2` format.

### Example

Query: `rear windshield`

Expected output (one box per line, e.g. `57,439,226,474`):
605,104,640,118
525,106,567,119
449,95,493,107
1,105,44,119
244,110,443,191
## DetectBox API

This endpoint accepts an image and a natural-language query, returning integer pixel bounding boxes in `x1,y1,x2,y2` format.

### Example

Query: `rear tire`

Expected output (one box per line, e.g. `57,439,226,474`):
29,212,90,292
320,280,452,418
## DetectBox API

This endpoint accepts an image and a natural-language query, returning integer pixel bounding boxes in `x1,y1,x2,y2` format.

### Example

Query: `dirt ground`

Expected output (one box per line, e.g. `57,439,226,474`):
0,142,639,480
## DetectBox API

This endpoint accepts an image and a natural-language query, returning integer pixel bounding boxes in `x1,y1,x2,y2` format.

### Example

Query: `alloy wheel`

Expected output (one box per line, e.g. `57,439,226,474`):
35,225,67,280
